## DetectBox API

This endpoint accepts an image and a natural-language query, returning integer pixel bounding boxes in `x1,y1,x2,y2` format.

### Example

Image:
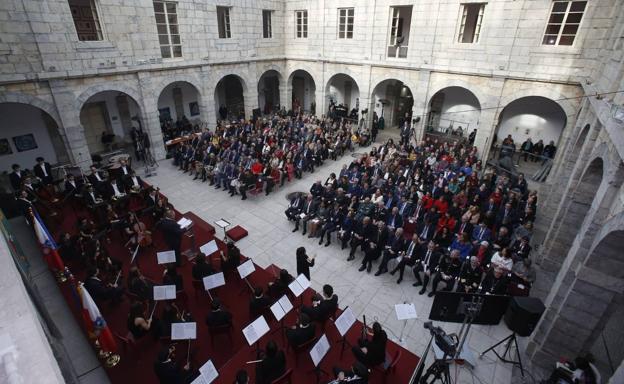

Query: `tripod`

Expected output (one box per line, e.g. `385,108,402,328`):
420,358,452,384
479,332,524,377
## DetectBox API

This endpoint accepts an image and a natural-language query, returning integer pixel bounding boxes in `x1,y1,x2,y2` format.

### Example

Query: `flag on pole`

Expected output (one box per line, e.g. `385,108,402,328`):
78,282,117,353
31,209,65,271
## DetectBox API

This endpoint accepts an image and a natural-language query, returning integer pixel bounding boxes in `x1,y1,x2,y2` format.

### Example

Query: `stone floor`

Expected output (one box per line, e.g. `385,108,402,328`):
144,130,543,384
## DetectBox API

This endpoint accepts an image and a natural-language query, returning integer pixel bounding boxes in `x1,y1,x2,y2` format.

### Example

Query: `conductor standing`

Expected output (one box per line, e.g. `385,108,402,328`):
158,209,185,266
296,246,315,280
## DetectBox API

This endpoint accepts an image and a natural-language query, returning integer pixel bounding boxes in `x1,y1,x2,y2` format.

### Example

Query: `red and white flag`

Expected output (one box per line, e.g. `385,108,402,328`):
78,282,117,353
31,210,65,271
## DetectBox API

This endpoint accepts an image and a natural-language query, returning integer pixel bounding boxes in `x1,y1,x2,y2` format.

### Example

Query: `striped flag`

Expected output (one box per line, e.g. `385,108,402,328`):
78,282,117,353
31,210,65,272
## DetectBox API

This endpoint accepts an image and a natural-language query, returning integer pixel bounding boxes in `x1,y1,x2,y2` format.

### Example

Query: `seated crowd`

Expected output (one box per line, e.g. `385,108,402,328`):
288,137,537,297
168,113,370,199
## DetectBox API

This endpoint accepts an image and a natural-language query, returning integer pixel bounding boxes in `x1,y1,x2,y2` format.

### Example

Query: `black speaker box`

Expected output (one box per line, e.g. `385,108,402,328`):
504,296,545,337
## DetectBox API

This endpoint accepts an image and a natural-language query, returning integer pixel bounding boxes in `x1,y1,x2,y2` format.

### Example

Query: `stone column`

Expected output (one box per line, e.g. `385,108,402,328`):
200,67,217,126
280,81,291,112
412,71,431,141
137,72,166,161
244,88,258,120
49,79,92,169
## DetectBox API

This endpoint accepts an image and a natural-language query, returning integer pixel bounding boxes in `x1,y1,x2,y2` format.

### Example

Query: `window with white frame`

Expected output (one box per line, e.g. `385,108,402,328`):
263,10,272,38
458,3,485,44
542,1,587,46
295,10,308,38
338,8,354,39
154,1,181,58
217,6,231,39
388,6,412,58
68,0,104,41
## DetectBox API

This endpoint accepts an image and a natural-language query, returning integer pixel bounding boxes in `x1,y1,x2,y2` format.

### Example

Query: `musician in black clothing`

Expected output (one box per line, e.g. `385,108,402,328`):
456,256,484,293
429,249,462,297
268,268,294,298
84,267,124,303
221,241,241,272
205,298,233,327
157,210,185,266
249,287,271,316
34,157,53,185
358,221,389,273
286,313,316,348
9,164,24,191
352,322,387,367
153,345,191,384
191,253,214,281
256,340,286,384
296,246,315,280
412,241,442,295
302,284,338,321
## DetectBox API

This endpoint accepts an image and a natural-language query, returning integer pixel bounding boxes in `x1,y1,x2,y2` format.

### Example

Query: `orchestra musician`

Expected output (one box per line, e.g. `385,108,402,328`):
128,266,154,302
9,164,24,191
352,322,387,367
153,345,191,384
286,313,315,348
124,170,144,194
255,340,286,384
157,210,185,266
64,174,83,199
84,266,123,303
33,157,53,185
87,165,107,193
301,284,337,322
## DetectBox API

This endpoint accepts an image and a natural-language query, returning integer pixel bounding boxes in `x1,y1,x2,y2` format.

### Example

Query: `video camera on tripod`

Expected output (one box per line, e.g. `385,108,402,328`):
423,321,456,359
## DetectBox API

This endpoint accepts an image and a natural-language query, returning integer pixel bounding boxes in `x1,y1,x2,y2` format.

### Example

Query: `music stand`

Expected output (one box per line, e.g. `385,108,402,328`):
215,218,230,241
171,322,197,366
395,303,418,345
202,272,225,301
288,274,310,306
191,359,218,384
309,334,331,383
178,217,196,260
242,315,270,358
333,306,356,357
199,240,219,264
237,259,256,294
269,295,293,344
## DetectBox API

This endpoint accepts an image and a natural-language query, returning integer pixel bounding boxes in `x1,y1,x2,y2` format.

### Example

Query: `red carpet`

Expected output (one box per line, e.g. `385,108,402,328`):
49,197,419,383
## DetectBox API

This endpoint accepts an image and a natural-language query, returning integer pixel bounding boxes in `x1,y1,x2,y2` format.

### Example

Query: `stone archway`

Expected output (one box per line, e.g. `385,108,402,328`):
425,86,481,136
288,69,317,114
79,90,143,155
214,74,247,121
0,102,70,167
370,79,414,129
157,81,203,123
325,73,360,119
257,69,283,115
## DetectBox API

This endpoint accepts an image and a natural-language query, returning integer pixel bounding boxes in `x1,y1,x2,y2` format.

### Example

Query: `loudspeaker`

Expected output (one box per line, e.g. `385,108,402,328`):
504,296,545,337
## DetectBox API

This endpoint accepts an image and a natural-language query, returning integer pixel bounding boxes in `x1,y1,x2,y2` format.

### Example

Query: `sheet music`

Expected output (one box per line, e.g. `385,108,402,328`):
171,322,197,340
277,295,293,314
395,303,418,320
153,285,177,301
310,334,330,367
270,301,286,321
237,260,255,279
334,307,356,337
215,219,230,228
177,217,193,229
295,274,310,290
242,316,270,345
199,240,219,256
156,250,177,264
203,272,225,290
198,359,218,384
288,279,304,297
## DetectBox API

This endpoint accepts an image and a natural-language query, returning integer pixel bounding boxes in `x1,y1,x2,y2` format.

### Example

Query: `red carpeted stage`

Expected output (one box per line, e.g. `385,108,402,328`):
49,195,419,384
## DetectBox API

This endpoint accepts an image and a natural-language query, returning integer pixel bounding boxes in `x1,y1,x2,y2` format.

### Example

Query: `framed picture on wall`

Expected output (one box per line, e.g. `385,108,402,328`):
189,102,200,117
12,134,38,152
158,107,171,122
0,139,12,156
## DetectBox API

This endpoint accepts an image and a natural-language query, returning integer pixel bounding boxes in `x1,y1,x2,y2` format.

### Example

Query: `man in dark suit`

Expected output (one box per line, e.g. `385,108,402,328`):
302,284,338,321
124,170,144,193
429,249,462,297
84,267,123,303
386,206,403,230
375,228,405,276
293,195,318,235
205,299,233,327
33,157,53,185
359,221,389,273
286,313,316,348
496,202,517,228
412,241,442,294
397,196,413,218
83,184,104,210
153,345,191,384
64,174,83,198
87,165,107,194
510,236,531,261
157,209,185,266
454,216,473,238
416,218,435,244
9,164,24,191
348,216,375,261
284,193,305,221
471,221,492,244
390,233,420,284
